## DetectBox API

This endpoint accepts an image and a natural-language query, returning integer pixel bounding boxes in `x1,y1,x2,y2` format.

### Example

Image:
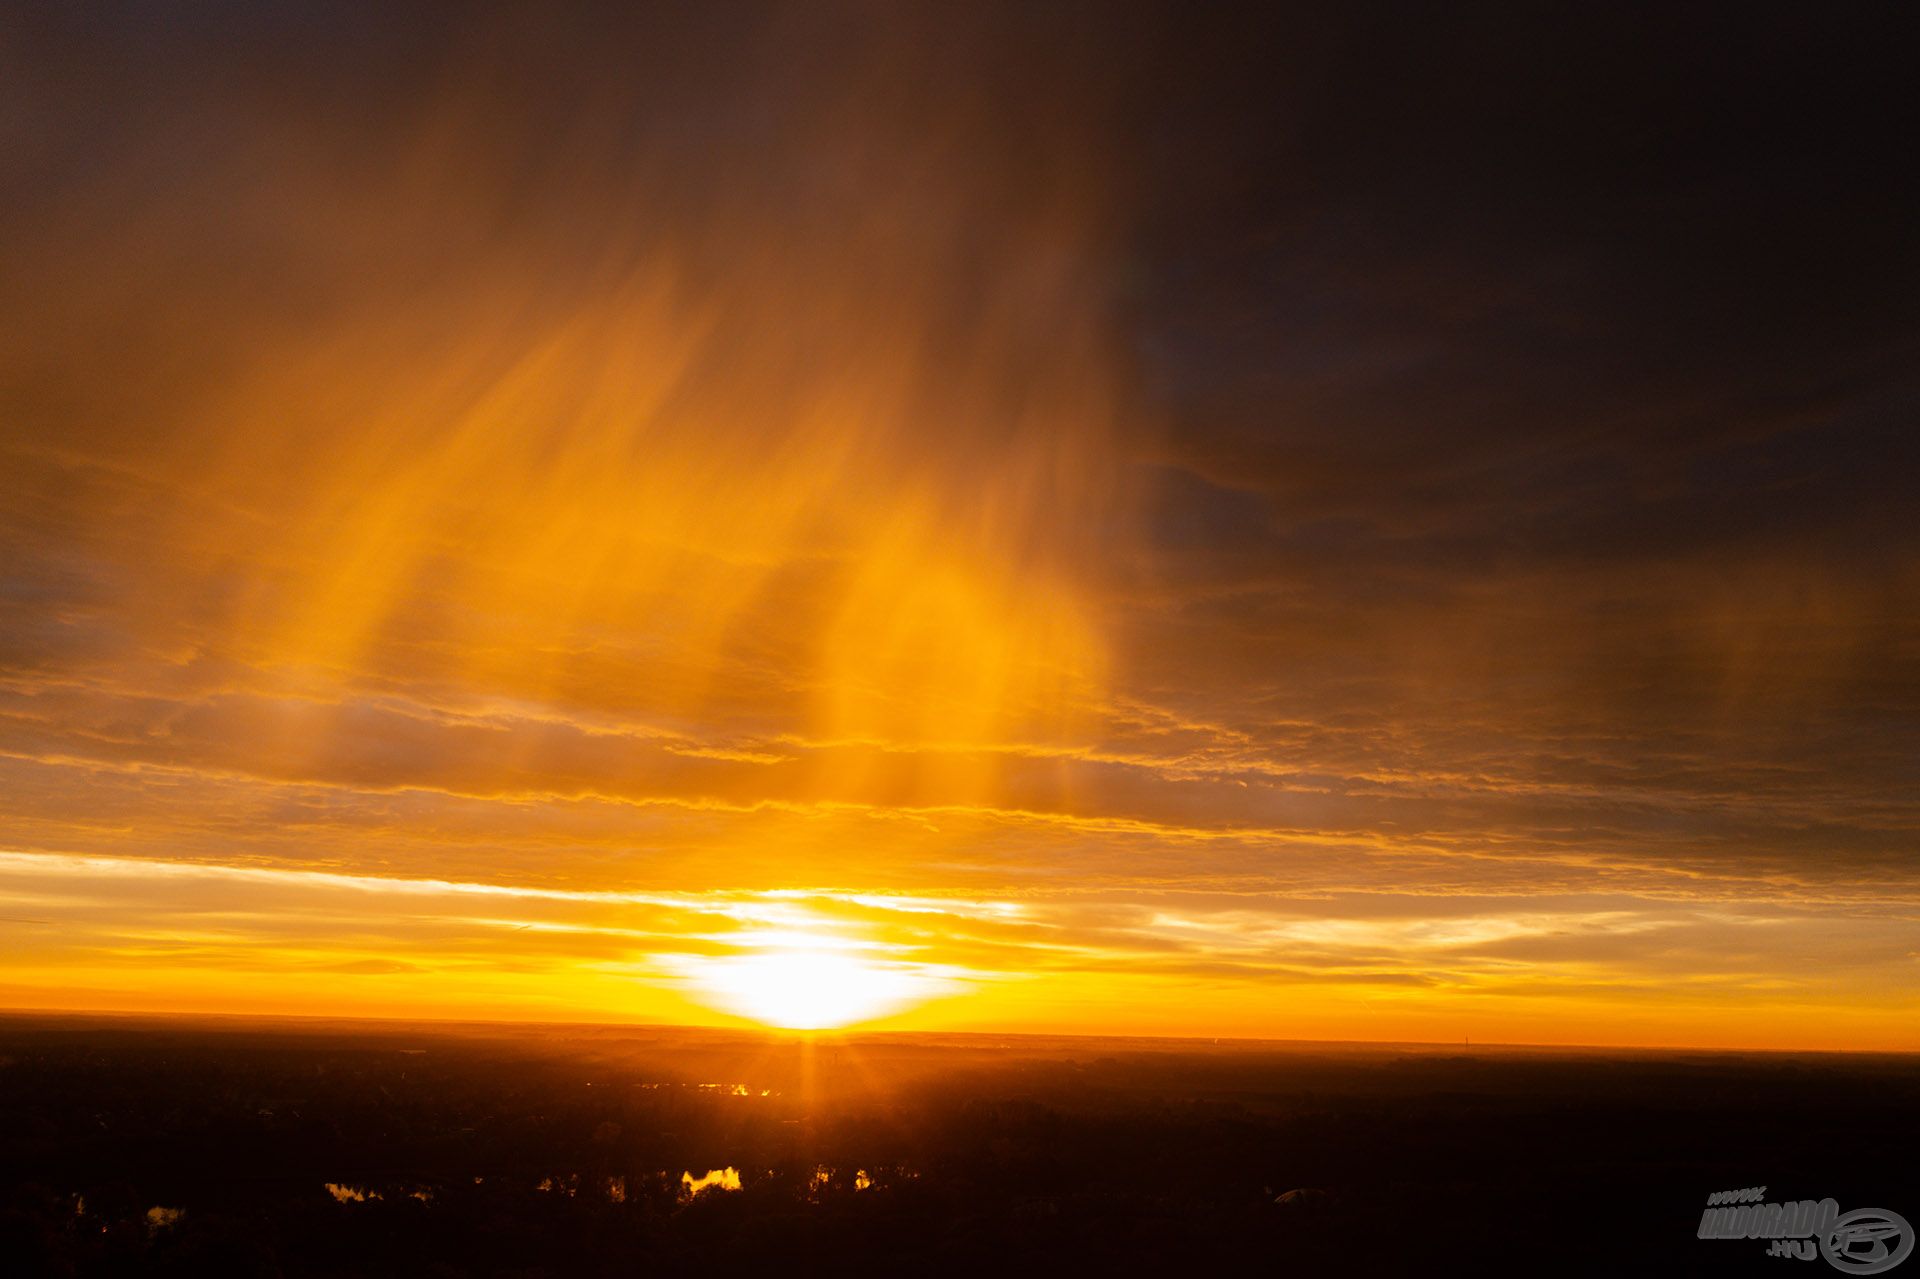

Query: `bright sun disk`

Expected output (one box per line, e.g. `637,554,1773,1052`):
691,946,947,1030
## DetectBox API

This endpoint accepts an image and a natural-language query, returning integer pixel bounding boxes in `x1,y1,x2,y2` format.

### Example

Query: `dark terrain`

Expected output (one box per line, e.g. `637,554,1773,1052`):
1,1014,1914,1275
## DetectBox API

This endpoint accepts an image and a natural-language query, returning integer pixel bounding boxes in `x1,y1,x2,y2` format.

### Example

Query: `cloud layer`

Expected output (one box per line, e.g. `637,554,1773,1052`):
1,3,1914,1046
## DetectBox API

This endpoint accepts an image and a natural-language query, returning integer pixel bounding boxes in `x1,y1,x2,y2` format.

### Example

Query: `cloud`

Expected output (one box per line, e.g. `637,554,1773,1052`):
0,2,1913,1046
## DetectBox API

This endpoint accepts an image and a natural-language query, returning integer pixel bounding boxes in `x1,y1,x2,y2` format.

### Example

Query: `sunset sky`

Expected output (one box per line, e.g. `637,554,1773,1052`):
2,3,1915,1049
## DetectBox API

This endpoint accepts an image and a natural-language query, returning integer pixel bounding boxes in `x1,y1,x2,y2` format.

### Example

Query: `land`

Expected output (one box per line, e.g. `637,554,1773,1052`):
2,1013,1915,1275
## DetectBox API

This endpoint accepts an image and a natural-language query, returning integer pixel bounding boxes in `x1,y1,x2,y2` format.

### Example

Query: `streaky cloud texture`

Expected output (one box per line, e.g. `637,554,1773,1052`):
1,1,1916,1046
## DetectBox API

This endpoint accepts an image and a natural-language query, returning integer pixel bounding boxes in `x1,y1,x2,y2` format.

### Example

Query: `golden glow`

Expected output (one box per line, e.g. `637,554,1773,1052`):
684,946,957,1030
681,1169,742,1197
1,851,1915,1050
0,10,1913,1055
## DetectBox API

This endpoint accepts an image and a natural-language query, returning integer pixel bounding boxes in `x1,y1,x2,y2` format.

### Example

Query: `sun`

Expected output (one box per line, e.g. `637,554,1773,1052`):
691,946,949,1030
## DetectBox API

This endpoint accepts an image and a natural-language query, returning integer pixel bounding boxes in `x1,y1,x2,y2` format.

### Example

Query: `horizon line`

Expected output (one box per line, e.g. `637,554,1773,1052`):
1,1003,1912,1059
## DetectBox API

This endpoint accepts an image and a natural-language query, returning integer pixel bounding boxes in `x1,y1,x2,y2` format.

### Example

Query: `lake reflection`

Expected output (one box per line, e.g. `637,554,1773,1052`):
681,1168,742,1197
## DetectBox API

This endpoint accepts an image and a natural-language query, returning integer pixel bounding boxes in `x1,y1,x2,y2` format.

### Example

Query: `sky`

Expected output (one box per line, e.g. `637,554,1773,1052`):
1,2,1916,1049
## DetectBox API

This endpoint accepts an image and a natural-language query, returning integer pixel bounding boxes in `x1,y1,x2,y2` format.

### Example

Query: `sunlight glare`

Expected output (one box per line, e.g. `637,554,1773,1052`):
691,947,950,1030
